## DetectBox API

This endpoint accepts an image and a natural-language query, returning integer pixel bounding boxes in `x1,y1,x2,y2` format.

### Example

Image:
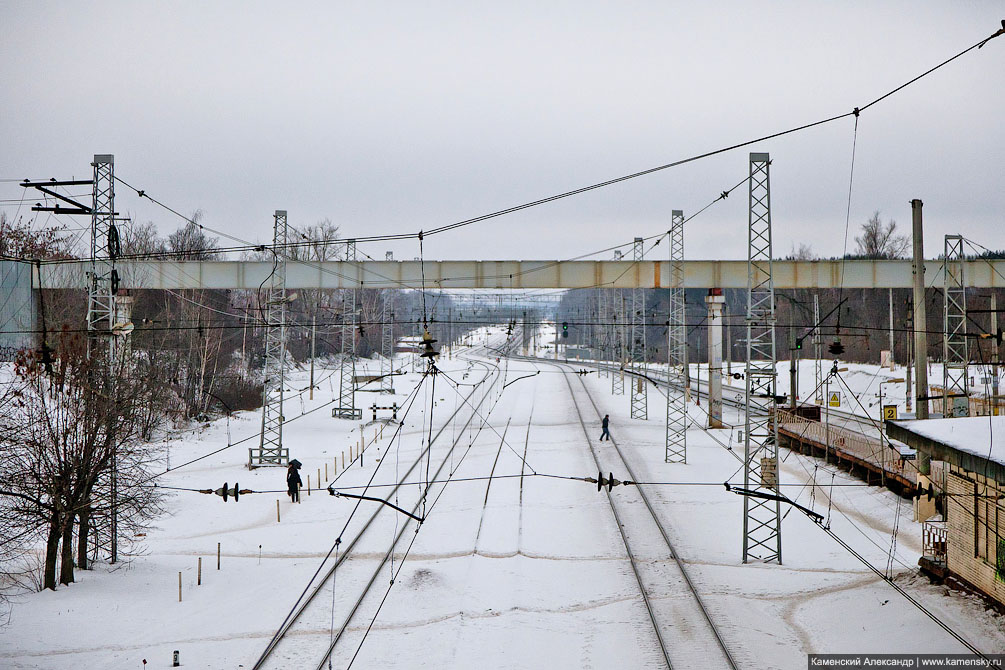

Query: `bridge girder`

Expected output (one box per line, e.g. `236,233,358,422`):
31,259,1005,290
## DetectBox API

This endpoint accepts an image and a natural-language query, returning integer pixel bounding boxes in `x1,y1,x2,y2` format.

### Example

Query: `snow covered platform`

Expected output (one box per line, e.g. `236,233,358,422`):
777,408,916,494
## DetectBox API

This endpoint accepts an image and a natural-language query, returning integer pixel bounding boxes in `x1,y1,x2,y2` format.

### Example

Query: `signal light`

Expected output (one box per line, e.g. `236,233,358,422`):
562,322,569,338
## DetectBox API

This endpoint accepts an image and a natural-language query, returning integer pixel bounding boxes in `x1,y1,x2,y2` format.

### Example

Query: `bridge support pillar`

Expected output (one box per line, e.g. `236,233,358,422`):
705,289,725,428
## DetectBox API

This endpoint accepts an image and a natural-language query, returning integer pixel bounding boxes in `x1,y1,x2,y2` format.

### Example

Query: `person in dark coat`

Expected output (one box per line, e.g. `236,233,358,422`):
287,462,302,502
600,414,611,441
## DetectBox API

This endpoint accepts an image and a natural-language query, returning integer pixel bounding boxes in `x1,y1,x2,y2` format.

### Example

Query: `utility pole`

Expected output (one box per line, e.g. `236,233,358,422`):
789,319,798,410
993,292,1000,416
911,199,929,419
241,303,249,374
888,288,895,367
813,293,823,405
742,152,781,564
554,313,559,361
667,210,687,461
253,210,290,468
705,288,725,429
309,312,316,400
905,298,914,414
381,287,395,394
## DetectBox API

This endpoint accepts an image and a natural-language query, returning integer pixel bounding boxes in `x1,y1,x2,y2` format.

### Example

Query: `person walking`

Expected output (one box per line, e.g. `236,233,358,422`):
599,414,611,441
287,460,303,503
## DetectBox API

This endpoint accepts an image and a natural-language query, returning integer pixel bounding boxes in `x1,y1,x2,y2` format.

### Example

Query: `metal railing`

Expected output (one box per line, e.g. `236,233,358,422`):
774,409,915,485
923,520,948,564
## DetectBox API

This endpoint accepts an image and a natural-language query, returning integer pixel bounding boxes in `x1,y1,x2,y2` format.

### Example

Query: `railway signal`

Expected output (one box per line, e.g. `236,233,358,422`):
562,322,569,338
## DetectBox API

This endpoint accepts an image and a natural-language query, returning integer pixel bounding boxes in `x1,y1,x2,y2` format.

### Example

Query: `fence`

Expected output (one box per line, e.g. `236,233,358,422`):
774,408,916,488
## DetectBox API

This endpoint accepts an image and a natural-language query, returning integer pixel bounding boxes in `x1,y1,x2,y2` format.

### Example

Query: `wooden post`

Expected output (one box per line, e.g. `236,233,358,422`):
277,499,281,522
307,474,311,495
325,462,328,480
197,557,202,586
217,542,221,570
178,572,182,602
334,457,338,475
318,468,321,487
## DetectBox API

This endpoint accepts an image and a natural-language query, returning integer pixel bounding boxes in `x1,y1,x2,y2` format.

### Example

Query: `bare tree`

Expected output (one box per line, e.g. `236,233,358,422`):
0,330,164,590
167,211,219,260
854,211,910,259
121,220,167,258
0,212,73,259
787,243,818,260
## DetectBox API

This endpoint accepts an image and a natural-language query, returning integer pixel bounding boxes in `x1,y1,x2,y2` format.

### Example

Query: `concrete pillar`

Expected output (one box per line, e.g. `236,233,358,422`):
706,289,725,428
912,199,929,419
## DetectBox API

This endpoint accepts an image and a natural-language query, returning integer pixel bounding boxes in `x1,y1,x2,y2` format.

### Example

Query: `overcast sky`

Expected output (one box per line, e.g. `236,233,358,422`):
2,1,1003,263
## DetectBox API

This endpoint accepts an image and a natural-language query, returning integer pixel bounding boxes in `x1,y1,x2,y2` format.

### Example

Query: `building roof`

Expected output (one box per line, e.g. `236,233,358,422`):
887,416,1005,485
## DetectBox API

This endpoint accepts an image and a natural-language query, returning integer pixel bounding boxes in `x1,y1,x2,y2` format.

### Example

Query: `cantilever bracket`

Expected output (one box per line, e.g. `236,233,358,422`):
327,485,424,523
724,483,824,523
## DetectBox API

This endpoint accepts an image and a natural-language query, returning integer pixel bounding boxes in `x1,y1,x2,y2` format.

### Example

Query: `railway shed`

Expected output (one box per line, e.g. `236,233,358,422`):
887,416,1005,609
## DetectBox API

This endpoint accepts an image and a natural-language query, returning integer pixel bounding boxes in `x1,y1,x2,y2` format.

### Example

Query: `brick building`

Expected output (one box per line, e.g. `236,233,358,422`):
888,416,1005,609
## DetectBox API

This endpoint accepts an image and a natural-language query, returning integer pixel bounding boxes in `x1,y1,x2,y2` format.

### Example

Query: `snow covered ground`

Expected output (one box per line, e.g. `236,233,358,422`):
2,327,1003,669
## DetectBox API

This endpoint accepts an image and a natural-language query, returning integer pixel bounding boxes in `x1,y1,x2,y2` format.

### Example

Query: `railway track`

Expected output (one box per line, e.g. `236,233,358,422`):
543,355,882,435
546,358,739,670
253,348,508,670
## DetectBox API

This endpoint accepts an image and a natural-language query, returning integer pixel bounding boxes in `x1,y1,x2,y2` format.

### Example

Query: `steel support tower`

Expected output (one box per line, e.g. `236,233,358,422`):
380,288,395,393
666,210,687,462
612,251,625,395
254,210,290,467
629,237,648,418
87,155,117,355
599,290,611,378
612,293,625,395
86,154,120,560
336,240,358,417
742,153,781,564
943,235,969,417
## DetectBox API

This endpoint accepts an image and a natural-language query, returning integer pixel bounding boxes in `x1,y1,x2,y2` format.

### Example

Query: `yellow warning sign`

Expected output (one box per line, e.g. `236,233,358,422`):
828,391,841,407
882,404,898,421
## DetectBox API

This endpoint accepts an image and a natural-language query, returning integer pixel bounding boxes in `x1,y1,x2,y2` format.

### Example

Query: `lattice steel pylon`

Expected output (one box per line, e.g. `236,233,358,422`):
86,154,121,561
666,210,687,462
380,288,395,393
612,251,625,395
943,235,969,417
336,240,358,417
598,289,609,378
87,155,116,356
629,238,648,418
612,294,626,396
254,210,290,468
742,153,781,564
